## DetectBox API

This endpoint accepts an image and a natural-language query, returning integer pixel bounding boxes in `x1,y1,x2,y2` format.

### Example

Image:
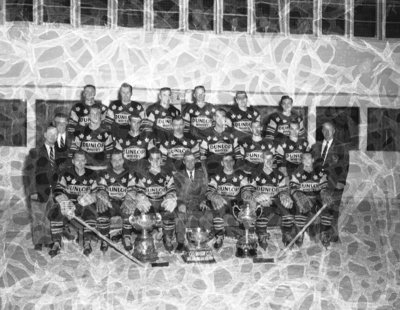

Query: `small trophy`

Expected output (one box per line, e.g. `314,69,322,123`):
232,201,262,258
129,213,162,263
182,227,216,264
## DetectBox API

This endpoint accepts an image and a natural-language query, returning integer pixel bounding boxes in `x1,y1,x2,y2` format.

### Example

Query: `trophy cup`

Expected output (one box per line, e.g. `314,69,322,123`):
232,201,262,258
129,213,162,263
182,227,216,264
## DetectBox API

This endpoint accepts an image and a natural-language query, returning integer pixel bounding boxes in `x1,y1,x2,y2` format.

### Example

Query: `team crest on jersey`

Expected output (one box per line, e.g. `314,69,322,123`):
156,117,173,130
234,120,252,132
209,142,233,154
191,116,212,129
245,151,263,163
217,184,240,197
108,184,127,200
123,147,146,161
79,116,90,126
256,185,278,195
286,152,302,163
67,185,90,195
81,140,105,153
300,182,320,192
146,185,166,199
115,112,130,125
169,146,189,160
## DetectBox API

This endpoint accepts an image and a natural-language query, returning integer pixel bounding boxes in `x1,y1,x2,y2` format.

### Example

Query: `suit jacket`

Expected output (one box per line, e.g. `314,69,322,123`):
311,139,349,189
30,145,60,202
174,166,208,211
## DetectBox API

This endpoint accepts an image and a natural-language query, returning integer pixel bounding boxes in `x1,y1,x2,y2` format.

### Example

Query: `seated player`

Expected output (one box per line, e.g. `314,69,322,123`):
159,116,200,172
275,121,309,180
142,87,180,146
126,148,178,252
250,150,293,248
200,109,238,176
174,151,212,253
206,153,253,249
290,152,333,248
115,114,154,174
105,82,146,139
48,151,98,257
263,95,305,143
227,91,261,140
182,85,217,141
236,120,275,174
95,150,135,253
69,103,114,170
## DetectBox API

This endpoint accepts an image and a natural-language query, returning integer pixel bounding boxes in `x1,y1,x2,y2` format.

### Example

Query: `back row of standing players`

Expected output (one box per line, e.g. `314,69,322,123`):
49,82,332,257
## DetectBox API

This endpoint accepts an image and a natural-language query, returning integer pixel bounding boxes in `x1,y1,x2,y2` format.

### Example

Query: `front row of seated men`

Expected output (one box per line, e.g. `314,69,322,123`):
46,145,334,258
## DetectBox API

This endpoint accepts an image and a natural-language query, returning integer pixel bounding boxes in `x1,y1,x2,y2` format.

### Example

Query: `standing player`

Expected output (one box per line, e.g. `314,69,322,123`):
227,91,261,140
49,151,98,257
183,85,217,141
69,104,114,170
105,83,145,139
68,85,108,138
263,95,305,143
142,87,180,146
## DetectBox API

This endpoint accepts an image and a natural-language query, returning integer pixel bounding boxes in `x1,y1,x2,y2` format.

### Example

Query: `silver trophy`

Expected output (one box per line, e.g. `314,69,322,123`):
232,201,262,258
129,213,162,263
182,227,216,264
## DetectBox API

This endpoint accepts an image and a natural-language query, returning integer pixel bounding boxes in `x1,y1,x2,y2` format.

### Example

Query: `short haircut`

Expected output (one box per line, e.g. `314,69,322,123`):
73,150,86,159
279,95,293,107
235,90,247,98
89,103,102,111
215,108,226,117
289,121,300,127
222,152,235,161
262,150,274,158
183,150,196,159
84,84,96,92
172,115,184,122
194,85,205,93
149,148,162,157
128,114,142,121
120,82,133,93
111,149,124,157
45,124,57,132
302,151,313,159
159,87,171,94
54,112,68,120
323,121,335,129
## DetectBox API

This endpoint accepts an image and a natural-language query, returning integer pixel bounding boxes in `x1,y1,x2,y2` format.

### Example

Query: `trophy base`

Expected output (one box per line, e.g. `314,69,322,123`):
133,251,159,263
133,236,158,263
235,239,258,258
182,247,216,264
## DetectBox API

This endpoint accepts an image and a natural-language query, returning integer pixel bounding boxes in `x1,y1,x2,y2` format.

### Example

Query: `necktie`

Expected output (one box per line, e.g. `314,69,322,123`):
321,142,329,164
189,171,194,181
60,135,65,149
49,146,56,168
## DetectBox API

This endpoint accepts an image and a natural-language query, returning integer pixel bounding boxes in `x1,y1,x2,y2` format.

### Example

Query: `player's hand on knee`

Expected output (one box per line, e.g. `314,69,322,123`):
279,192,293,209
210,193,226,210
162,196,177,213
199,200,209,211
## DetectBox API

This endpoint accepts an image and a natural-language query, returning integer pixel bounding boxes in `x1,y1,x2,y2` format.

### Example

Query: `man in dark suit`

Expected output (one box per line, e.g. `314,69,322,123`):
53,112,70,169
311,121,349,243
29,125,61,251
174,151,212,253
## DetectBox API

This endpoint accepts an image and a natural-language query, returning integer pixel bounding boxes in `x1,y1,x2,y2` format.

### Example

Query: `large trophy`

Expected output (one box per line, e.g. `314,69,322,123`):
182,227,216,264
129,213,162,263
233,201,262,258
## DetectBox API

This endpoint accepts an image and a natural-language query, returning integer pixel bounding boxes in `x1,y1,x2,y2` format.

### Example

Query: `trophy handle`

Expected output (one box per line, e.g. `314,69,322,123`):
232,204,241,221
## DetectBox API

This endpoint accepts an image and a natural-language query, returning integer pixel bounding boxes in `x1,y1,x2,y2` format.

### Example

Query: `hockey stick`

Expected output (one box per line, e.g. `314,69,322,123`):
72,215,145,267
276,203,329,259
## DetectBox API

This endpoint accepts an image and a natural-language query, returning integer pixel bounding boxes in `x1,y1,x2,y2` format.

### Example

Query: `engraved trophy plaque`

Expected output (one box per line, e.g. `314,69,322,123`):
129,213,162,263
182,227,216,264
232,201,262,258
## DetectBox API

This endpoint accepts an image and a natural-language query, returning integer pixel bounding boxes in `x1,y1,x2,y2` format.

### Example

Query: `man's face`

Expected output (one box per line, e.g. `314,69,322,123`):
289,123,300,137
159,90,171,105
251,121,262,136
129,117,141,132
111,153,124,171
281,98,292,113
89,108,101,124
173,119,184,136
263,154,274,170
184,155,196,171
194,88,205,103
322,123,335,141
302,153,314,168
72,153,87,170
83,87,96,104
149,153,162,170
221,156,235,171
54,116,67,135
214,111,226,127
236,94,248,110
120,86,132,103
44,127,58,144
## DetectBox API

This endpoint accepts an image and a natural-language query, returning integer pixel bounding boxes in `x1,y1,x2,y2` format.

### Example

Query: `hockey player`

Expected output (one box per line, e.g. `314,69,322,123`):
69,103,114,170
263,95,305,143
227,91,261,140
206,153,253,249
115,114,155,174
127,148,178,252
48,151,98,257
236,120,275,174
250,150,293,248
68,84,108,138
105,83,145,139
142,87,180,146
290,152,333,247
159,116,200,171
182,85,217,140
95,150,135,253
200,109,238,176
275,121,309,179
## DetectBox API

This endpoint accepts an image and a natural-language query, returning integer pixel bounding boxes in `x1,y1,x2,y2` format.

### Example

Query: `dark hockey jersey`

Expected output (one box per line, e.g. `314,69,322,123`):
264,111,305,142
97,168,133,202
227,105,261,140
290,167,327,201
68,101,108,135
182,103,216,140
114,131,154,163
249,168,287,198
275,137,309,177
236,136,275,172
